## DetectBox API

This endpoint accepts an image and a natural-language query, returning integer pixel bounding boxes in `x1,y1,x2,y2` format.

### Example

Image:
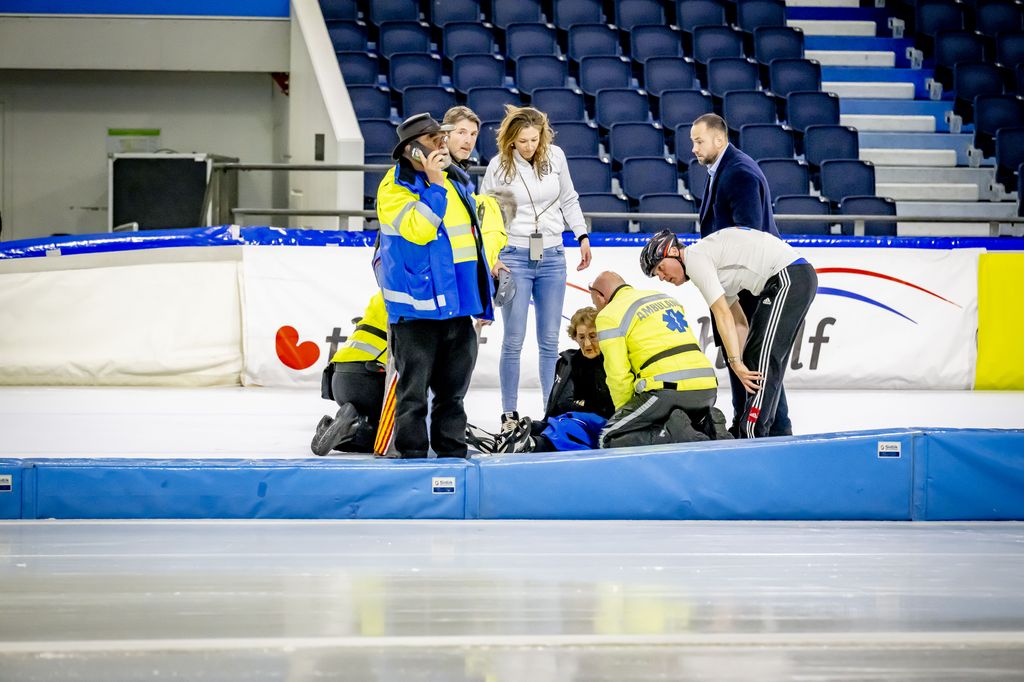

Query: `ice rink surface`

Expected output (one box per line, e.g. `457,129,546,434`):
1,520,1023,680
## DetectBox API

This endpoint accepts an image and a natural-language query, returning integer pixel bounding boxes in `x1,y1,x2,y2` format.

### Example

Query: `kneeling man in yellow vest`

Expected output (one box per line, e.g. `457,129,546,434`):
589,271,731,449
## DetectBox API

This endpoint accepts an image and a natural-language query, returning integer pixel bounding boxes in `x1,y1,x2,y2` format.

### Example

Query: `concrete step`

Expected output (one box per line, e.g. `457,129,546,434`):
857,132,992,166
788,19,877,36
841,114,936,132
825,81,916,99
876,166,999,199
861,148,958,166
896,201,1020,237
822,66,938,100
840,99,955,132
806,36,916,67
786,0,860,7
877,182,980,201
806,50,895,67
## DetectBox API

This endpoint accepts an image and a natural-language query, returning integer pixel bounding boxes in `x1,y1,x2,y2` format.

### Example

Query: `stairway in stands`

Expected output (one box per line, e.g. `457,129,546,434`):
787,0,1019,234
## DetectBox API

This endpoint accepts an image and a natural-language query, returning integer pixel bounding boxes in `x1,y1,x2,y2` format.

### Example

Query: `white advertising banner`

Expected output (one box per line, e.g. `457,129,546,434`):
241,244,980,391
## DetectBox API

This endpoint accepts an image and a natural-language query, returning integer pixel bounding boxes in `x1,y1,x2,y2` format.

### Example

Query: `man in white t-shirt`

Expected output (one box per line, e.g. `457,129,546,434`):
640,228,818,438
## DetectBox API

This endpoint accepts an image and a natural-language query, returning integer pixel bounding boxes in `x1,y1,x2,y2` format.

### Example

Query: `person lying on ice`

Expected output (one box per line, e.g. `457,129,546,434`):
465,306,615,454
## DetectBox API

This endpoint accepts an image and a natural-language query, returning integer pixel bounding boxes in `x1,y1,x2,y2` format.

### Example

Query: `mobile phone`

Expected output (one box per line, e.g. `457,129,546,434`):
409,142,428,162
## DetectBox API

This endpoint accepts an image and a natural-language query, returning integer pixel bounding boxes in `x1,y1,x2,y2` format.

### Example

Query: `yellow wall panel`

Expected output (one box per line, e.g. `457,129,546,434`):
976,252,1024,390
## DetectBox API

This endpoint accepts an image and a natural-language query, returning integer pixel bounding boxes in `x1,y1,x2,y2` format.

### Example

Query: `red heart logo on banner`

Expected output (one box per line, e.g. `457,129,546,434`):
275,325,320,370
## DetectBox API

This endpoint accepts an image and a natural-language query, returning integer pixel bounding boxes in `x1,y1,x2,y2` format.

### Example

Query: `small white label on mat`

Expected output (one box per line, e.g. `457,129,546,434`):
877,441,902,458
0,475,11,492
432,476,456,494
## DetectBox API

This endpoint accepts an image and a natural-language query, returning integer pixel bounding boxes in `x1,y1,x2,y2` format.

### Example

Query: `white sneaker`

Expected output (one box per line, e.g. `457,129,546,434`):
500,411,519,435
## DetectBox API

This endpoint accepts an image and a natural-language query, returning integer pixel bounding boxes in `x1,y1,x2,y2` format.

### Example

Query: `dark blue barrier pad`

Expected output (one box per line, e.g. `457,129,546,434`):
475,430,919,520
917,429,1024,521
24,458,469,520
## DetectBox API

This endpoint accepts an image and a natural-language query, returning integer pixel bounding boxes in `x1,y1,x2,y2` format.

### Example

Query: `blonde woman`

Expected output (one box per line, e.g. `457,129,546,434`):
480,105,592,432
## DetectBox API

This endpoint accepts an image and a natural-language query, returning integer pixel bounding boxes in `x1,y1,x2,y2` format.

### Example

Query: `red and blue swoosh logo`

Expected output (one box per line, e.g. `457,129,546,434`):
816,268,961,324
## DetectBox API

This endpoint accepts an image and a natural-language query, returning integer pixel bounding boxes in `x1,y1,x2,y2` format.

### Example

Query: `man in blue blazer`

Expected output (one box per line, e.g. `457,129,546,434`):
690,113,792,437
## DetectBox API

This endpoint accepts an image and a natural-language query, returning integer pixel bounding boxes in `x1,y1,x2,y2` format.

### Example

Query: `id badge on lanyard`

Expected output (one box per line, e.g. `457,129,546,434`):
529,231,544,262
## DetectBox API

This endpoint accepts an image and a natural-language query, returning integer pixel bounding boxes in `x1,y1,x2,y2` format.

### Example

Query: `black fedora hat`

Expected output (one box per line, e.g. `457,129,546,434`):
391,112,455,160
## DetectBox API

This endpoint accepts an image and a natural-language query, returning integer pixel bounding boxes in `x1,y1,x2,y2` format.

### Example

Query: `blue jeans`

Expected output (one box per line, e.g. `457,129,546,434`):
499,245,567,412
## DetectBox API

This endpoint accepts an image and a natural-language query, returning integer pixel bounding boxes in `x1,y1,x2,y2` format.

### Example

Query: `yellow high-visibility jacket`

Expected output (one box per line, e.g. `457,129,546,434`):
596,286,717,410
331,291,388,364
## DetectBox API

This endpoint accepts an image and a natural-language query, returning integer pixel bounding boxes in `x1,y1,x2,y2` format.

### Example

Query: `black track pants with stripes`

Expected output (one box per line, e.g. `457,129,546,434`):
600,388,718,449
741,262,817,438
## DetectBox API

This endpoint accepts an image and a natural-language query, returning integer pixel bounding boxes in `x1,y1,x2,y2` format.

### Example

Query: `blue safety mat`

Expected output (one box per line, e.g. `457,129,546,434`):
2,429,1021,521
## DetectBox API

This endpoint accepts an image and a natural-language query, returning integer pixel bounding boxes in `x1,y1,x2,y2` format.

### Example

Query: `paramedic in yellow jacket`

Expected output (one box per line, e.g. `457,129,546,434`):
589,271,728,449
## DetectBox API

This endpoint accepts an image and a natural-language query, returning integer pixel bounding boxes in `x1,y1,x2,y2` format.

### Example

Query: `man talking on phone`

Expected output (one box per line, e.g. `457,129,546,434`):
373,112,496,458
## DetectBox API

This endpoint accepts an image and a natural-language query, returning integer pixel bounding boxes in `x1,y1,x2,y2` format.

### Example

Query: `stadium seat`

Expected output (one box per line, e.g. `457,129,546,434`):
759,158,810,198
552,121,601,157
363,154,394,204
996,31,1024,67
326,21,367,52
466,87,519,122
491,0,542,30
621,157,679,200
516,55,569,94
553,0,604,30
953,62,1008,124
995,126,1024,188
773,194,831,235
531,87,586,121
687,158,710,200
608,122,665,166
431,0,480,27
506,23,559,60
569,25,621,64
693,25,745,79
478,120,501,163
1017,63,1024,94
739,123,795,162
974,93,1024,158
360,119,399,156
338,52,380,86
803,125,860,178
388,53,442,91
452,54,507,94
567,156,613,193
579,56,633,95
443,23,495,61
674,123,697,165
348,85,391,119
706,57,760,101
838,196,897,236
752,26,804,84
659,89,714,129
639,193,698,233
976,0,1024,37
722,90,777,138
934,30,986,88
737,0,787,36
644,57,697,97
785,91,840,135
631,25,684,63
321,0,358,21
616,0,665,31
402,85,457,119
1019,163,1024,217
820,159,876,205
578,192,630,232
594,89,651,129
769,58,822,117
378,21,431,60
676,0,727,52
916,0,965,53
368,0,419,24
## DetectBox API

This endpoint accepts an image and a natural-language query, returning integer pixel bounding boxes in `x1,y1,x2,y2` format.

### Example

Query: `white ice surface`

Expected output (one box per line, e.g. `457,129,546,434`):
0,386,1021,458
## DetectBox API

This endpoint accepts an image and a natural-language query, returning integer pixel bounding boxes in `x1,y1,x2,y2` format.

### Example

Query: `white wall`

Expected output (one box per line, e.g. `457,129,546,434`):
0,69,283,240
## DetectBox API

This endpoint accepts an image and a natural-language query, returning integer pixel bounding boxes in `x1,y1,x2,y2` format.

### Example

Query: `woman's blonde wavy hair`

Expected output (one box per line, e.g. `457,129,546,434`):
495,105,554,184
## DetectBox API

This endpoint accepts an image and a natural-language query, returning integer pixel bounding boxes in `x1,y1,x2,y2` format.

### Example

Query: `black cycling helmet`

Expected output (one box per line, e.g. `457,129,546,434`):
640,229,680,277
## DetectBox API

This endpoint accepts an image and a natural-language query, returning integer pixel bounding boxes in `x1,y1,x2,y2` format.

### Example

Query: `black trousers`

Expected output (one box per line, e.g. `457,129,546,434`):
331,362,385,427
391,316,478,458
742,262,817,438
600,388,718,449
716,291,792,435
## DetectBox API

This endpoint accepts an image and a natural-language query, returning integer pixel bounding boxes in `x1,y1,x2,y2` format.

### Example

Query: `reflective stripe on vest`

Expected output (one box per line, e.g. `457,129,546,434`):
597,293,674,341
382,288,440,311
636,367,718,392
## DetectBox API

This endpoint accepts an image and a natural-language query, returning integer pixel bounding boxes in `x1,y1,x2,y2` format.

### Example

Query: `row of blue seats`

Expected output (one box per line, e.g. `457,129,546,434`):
898,0,1023,44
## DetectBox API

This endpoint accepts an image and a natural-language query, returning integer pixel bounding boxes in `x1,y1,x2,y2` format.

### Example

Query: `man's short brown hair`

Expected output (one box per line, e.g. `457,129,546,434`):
443,106,481,128
693,113,728,135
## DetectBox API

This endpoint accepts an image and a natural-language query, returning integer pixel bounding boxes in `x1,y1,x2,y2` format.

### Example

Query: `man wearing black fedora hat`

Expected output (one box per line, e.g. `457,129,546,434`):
373,112,498,458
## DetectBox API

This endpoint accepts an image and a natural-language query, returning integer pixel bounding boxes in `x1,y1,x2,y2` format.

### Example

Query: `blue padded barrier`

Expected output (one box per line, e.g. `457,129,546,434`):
474,430,918,520
0,1,288,16
915,429,1024,521
23,458,470,520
